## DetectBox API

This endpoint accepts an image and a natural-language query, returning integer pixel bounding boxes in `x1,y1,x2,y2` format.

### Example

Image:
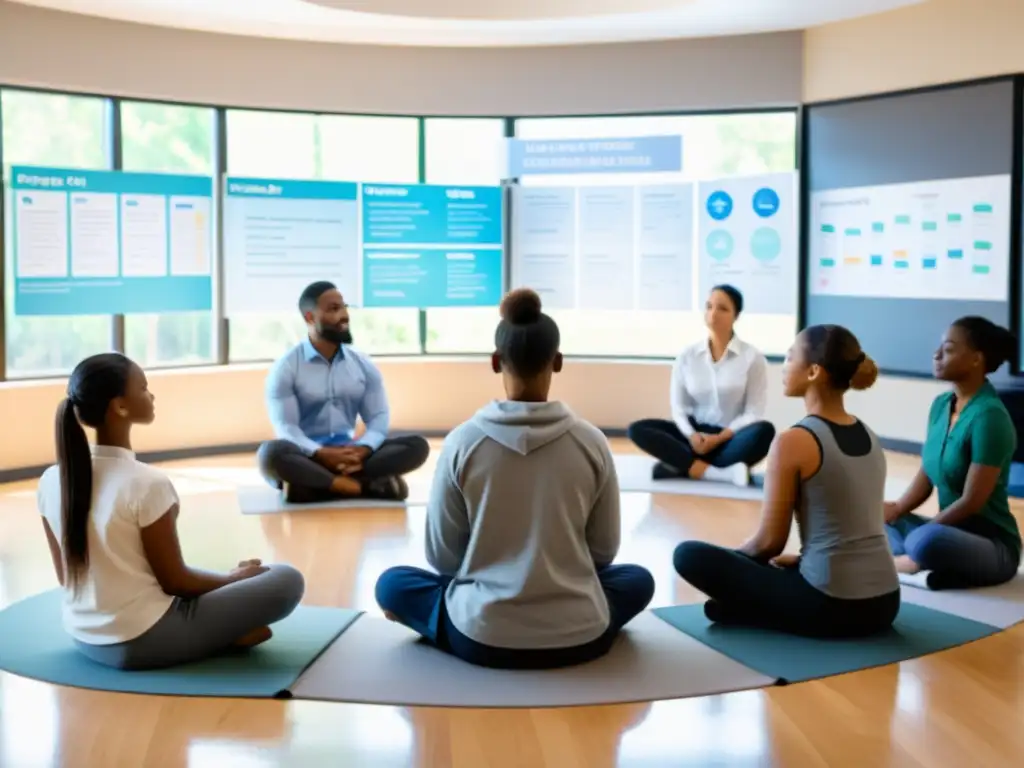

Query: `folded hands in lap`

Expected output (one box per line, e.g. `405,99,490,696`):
690,432,726,455
316,445,372,475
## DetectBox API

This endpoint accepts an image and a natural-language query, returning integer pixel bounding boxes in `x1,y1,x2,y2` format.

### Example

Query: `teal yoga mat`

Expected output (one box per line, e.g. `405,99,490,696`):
0,590,362,698
653,602,1000,685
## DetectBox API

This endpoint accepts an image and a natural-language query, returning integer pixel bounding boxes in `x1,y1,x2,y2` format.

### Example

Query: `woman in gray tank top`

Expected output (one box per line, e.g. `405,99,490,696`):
673,325,901,638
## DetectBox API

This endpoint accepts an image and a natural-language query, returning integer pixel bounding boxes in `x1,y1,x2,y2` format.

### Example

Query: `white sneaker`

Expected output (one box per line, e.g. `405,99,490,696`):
702,463,749,487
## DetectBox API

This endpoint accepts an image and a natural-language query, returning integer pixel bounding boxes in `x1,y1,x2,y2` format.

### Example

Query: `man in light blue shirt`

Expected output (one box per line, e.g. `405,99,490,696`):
257,281,430,503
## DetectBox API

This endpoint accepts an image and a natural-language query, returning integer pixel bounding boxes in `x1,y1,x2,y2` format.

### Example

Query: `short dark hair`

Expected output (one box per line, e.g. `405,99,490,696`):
711,284,743,316
298,281,337,315
801,324,878,392
494,288,560,378
952,316,1015,374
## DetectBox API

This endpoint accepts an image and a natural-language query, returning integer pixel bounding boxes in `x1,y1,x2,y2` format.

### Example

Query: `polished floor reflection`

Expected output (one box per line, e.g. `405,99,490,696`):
0,442,1022,767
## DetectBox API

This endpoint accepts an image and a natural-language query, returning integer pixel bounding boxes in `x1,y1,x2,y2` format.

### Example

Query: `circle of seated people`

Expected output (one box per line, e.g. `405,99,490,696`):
0,284,1022,709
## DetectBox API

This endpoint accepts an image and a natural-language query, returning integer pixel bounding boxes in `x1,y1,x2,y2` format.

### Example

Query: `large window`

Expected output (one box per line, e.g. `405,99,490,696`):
2,89,115,378
121,100,218,368
225,109,421,362
423,118,508,354
510,112,798,358
0,94,801,380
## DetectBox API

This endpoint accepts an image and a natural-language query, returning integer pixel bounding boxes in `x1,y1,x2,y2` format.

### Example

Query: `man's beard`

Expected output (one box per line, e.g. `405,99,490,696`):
319,324,353,345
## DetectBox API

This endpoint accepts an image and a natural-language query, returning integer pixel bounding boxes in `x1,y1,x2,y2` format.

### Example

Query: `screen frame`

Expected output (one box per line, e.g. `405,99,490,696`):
799,74,1024,382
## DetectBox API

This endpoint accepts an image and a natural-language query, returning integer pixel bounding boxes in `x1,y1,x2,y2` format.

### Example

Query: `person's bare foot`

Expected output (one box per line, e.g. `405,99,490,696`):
233,626,273,648
383,611,399,622
894,555,922,575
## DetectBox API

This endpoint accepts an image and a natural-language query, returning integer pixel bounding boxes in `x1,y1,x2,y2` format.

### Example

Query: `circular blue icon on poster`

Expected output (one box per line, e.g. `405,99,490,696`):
750,227,782,262
706,190,733,221
706,229,734,261
752,187,780,218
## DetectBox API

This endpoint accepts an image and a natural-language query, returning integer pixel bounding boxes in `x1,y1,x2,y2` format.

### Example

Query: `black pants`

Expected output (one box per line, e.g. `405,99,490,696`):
257,435,430,492
627,418,775,474
673,541,900,639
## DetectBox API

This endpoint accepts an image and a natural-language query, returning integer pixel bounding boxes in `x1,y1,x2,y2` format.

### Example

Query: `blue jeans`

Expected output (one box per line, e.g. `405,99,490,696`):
886,514,1020,589
374,564,655,669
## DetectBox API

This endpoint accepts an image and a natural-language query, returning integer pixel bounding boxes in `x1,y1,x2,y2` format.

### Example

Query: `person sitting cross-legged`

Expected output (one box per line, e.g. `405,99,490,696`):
885,316,1022,589
673,325,900,639
257,280,430,503
375,288,655,669
627,284,775,487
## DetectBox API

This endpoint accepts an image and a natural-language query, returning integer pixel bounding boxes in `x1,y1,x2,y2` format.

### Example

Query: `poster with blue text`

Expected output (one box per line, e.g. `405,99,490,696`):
696,172,797,315
10,166,213,315
361,183,504,308
223,177,360,314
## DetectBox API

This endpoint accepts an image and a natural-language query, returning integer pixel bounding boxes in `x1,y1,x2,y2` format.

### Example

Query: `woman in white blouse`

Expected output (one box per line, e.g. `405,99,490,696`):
627,285,776,486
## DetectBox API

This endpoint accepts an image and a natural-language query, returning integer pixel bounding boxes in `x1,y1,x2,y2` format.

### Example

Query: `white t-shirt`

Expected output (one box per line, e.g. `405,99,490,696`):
37,445,177,645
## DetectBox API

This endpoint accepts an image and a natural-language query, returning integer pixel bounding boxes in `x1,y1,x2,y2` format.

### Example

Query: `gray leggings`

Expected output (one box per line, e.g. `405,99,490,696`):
74,564,306,671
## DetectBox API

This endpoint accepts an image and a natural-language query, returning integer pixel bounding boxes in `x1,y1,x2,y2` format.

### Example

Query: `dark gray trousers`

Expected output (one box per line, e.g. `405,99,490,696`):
257,435,430,491
74,564,305,670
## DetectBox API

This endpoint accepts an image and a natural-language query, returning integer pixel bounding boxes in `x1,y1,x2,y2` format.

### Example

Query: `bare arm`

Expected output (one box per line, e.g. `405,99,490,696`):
932,464,1002,527
931,409,1017,526
41,518,64,587
140,505,241,598
890,467,934,517
737,429,807,560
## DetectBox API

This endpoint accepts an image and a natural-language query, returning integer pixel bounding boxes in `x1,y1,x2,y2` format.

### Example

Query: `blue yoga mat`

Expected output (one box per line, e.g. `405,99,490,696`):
653,601,999,685
0,590,362,698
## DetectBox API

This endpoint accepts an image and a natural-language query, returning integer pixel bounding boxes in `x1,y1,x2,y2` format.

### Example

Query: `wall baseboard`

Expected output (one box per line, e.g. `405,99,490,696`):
0,427,921,485
879,437,923,455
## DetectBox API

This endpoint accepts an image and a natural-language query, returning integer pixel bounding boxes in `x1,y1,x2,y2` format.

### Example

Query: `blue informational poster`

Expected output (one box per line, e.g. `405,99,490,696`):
9,165,214,316
223,177,360,314
696,172,798,316
361,183,504,308
506,136,683,177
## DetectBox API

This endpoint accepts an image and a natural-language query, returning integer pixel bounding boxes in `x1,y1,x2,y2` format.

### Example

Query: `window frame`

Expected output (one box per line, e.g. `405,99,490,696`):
0,82,801,380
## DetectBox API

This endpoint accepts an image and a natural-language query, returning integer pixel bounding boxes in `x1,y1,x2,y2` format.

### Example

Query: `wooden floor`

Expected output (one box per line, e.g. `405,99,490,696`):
1,440,1023,767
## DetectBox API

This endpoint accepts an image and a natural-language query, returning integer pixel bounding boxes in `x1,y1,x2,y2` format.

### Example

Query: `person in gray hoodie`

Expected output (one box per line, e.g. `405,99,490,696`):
375,288,655,669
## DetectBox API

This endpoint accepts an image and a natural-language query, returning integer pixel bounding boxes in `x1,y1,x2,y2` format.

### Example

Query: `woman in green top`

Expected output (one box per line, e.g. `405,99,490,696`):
885,316,1022,589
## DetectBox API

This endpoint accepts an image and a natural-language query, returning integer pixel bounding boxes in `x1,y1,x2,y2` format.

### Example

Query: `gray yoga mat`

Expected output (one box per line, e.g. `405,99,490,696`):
653,601,999,685
289,612,775,708
613,455,763,500
237,485,420,515
898,570,1024,629
0,589,361,698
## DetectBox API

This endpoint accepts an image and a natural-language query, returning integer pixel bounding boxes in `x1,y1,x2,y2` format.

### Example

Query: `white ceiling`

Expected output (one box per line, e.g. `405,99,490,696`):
8,0,927,47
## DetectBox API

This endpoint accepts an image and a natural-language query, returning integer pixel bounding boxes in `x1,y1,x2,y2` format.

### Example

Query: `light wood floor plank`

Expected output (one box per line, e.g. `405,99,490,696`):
0,441,1021,767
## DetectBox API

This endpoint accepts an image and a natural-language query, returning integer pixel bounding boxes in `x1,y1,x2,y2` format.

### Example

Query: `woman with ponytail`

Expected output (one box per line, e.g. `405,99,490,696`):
375,289,655,669
673,325,901,638
37,353,305,670
885,316,1022,588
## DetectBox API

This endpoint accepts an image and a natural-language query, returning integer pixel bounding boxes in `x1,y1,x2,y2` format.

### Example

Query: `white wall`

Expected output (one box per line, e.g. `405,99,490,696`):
0,2,802,116
4,1,1023,471
804,0,1024,102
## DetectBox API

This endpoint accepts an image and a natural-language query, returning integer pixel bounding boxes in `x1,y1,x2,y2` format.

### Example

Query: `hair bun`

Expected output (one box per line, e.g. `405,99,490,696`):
850,355,879,391
500,288,543,325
